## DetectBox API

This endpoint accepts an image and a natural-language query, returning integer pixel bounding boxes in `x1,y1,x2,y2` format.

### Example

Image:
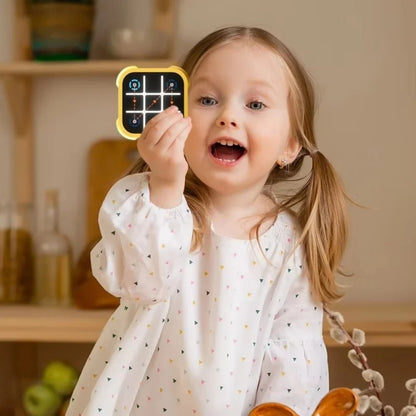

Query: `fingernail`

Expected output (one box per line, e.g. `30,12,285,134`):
169,105,178,111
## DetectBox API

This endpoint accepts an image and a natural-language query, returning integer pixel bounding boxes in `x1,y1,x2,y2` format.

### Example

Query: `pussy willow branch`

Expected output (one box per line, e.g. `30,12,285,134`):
323,305,386,416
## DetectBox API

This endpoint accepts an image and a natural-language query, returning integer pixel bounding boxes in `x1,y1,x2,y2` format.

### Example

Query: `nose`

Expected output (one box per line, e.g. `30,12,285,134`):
216,105,238,128
218,119,237,127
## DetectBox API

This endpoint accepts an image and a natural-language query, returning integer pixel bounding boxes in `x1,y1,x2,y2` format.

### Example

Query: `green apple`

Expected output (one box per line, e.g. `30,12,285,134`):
42,360,79,396
23,383,62,416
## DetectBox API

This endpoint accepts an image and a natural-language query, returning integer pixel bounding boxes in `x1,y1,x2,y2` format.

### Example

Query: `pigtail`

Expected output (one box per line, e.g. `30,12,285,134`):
183,171,211,251
296,150,349,303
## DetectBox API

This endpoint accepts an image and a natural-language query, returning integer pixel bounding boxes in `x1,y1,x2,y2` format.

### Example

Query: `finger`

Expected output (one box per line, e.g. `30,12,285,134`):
140,106,181,143
144,105,178,129
142,111,183,148
168,118,192,150
158,117,192,153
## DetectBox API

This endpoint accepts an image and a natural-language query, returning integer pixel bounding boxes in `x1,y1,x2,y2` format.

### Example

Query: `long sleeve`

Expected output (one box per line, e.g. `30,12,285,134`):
255,245,329,416
66,174,193,415
91,172,193,303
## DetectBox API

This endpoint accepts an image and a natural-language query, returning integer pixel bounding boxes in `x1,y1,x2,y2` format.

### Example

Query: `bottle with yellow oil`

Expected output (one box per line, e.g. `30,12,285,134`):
35,190,72,306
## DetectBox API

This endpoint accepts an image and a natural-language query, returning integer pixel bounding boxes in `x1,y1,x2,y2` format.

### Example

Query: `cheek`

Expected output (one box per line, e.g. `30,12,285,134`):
188,102,203,121
248,131,290,165
184,127,201,161
251,147,282,169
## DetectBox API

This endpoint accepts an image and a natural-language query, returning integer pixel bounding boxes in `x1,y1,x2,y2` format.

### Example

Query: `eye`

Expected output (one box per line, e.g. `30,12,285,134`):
200,96,217,106
247,101,265,110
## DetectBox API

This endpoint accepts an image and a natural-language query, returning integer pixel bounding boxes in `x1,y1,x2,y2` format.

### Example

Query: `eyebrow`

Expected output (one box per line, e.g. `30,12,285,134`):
191,76,279,91
190,75,215,86
248,79,278,88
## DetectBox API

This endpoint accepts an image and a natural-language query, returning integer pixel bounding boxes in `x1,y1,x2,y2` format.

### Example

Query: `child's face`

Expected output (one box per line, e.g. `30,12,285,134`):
185,39,299,197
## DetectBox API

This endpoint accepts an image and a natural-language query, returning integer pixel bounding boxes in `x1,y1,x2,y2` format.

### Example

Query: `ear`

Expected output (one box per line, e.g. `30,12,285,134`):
283,136,302,164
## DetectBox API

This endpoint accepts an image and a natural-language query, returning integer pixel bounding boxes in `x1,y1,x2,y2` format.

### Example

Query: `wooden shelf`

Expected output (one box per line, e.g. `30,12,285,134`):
323,304,416,347
0,305,113,343
1,304,415,346
0,59,174,77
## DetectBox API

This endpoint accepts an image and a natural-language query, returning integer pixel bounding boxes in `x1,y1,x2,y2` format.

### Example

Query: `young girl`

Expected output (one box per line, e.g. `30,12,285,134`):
67,26,348,416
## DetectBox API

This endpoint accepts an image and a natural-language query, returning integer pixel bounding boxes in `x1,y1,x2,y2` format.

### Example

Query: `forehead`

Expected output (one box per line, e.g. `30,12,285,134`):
191,39,288,91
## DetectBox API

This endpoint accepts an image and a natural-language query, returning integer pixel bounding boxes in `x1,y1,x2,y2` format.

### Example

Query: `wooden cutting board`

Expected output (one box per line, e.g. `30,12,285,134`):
74,138,138,309
86,138,138,243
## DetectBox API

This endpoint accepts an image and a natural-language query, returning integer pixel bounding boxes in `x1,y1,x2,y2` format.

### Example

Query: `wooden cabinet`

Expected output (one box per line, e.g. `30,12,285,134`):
0,306,111,415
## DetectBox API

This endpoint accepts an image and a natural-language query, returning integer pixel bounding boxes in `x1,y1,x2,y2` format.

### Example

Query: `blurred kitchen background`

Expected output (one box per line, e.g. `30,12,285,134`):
0,0,415,414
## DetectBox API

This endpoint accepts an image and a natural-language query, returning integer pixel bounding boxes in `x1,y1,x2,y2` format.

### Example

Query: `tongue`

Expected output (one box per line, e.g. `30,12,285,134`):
212,144,244,161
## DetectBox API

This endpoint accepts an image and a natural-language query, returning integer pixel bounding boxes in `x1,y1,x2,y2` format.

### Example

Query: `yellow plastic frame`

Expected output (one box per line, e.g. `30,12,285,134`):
116,65,189,140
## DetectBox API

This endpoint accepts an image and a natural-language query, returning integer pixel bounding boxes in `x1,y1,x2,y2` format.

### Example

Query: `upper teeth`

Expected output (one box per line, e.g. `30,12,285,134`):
218,140,240,147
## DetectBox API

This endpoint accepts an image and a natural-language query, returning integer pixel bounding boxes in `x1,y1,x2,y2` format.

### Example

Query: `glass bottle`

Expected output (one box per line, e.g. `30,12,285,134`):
35,190,72,306
0,202,34,303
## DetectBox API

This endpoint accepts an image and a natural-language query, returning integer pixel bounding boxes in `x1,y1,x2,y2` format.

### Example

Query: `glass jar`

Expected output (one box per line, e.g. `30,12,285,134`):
90,0,168,59
0,203,34,303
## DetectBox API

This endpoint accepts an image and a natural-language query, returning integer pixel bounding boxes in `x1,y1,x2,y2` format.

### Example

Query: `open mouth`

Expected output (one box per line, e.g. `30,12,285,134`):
210,139,247,163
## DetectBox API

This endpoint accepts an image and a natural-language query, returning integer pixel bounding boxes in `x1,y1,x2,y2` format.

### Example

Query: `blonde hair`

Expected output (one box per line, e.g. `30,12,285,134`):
129,26,349,304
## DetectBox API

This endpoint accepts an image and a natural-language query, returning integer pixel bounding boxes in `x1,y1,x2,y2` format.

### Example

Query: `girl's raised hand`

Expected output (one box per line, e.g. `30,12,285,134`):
137,106,192,208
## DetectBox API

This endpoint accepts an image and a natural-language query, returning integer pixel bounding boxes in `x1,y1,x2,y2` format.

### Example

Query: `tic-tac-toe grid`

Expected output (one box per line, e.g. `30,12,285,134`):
121,71,186,135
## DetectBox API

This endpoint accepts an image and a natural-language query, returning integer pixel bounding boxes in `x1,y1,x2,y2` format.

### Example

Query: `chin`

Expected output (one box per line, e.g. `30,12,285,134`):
203,174,245,194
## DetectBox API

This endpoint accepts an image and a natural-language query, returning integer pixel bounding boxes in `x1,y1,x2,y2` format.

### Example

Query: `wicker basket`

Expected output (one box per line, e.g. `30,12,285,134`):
29,2,95,60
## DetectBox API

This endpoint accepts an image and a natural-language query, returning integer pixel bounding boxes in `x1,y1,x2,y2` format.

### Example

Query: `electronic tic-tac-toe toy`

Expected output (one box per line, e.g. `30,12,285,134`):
116,66,189,140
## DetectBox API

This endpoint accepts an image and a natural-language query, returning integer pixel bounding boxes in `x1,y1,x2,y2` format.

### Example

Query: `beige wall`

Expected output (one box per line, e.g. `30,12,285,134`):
0,0,415,305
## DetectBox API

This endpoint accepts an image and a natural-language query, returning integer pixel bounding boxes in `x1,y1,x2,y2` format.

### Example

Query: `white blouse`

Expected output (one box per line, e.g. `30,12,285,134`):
67,173,328,416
